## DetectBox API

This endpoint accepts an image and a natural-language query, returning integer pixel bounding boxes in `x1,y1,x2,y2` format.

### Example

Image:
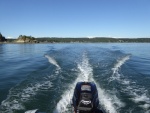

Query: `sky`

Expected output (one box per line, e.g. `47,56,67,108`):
0,0,150,38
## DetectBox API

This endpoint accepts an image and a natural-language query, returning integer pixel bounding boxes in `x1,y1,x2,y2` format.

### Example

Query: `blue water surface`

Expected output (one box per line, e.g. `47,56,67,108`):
0,43,150,113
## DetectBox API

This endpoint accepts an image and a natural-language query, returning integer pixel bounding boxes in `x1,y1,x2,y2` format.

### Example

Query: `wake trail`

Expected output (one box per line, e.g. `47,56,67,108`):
0,54,62,113
0,79,52,113
54,53,121,113
45,55,61,70
111,55,130,81
53,53,92,113
0,55,61,113
110,55,150,111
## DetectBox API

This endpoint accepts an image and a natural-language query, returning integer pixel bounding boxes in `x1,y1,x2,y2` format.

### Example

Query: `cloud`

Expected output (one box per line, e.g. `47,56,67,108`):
7,36,14,39
87,36,95,39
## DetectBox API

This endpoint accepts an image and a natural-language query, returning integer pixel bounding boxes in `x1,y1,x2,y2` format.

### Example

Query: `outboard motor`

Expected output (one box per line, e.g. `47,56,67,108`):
72,82,100,113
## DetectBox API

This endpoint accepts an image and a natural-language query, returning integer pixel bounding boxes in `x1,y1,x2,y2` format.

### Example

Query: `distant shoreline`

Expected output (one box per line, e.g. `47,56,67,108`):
1,42,150,44
1,37,150,43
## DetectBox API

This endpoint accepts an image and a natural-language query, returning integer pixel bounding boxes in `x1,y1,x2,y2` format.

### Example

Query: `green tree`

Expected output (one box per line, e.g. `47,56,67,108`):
0,32,6,42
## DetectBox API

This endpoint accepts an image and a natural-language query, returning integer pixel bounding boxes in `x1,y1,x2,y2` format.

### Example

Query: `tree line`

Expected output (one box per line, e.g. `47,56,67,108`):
1,32,150,43
36,37,150,43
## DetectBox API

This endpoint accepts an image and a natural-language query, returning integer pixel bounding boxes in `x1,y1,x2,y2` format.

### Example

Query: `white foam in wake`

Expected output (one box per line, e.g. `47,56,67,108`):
110,55,150,111
45,55,61,69
54,53,122,113
123,82,150,111
53,53,92,113
1,80,52,113
110,55,130,81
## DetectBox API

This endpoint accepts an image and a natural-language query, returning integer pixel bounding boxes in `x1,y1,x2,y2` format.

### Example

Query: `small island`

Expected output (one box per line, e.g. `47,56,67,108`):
16,35,38,43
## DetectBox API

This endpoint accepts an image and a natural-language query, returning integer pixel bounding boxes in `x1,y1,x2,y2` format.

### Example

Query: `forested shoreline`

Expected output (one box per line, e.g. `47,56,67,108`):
1,33,150,43
35,37,150,43
4,37,150,43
